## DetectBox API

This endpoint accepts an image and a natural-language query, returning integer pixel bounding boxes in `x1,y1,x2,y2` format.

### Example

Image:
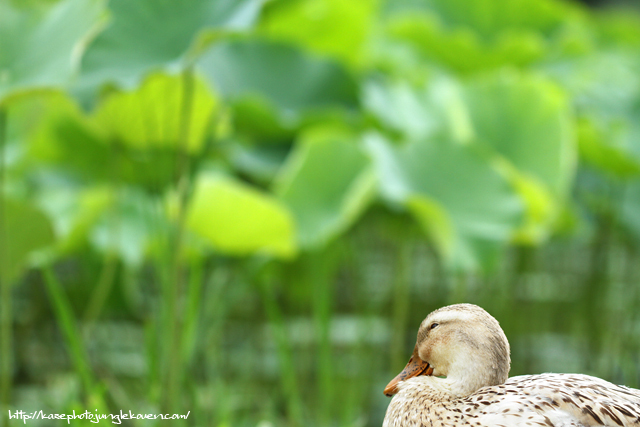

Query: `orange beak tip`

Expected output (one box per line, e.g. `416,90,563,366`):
383,348,433,397
383,383,398,397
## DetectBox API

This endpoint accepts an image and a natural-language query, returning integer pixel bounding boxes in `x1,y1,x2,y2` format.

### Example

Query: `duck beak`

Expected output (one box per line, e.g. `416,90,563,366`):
383,345,434,397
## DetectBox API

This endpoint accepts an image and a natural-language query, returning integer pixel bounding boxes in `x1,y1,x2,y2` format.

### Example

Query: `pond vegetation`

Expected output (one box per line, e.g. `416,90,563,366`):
1,0,640,425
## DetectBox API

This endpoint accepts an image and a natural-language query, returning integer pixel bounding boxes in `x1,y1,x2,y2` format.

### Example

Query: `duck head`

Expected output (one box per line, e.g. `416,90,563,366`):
384,303,511,398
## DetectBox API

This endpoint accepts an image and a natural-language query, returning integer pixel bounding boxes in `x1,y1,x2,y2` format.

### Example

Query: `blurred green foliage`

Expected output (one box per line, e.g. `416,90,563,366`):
1,0,640,426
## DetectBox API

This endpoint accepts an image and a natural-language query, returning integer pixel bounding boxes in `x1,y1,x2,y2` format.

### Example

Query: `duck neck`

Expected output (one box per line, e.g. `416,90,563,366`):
443,375,486,398
443,354,508,397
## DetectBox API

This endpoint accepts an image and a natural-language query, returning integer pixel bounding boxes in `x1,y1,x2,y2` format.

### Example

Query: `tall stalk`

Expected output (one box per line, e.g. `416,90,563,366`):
84,143,123,326
83,253,118,324
42,268,96,395
258,263,304,426
161,67,196,414
0,108,9,427
339,236,372,425
309,250,336,425
391,238,411,371
584,188,615,361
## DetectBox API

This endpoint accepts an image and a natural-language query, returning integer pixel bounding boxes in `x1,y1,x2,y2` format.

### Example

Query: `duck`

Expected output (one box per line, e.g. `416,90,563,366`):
383,303,640,427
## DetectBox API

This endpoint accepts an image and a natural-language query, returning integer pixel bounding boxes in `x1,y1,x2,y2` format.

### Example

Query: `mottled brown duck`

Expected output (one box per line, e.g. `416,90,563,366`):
383,304,640,427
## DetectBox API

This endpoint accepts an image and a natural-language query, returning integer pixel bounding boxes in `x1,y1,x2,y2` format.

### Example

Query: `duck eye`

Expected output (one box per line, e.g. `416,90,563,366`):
430,323,439,330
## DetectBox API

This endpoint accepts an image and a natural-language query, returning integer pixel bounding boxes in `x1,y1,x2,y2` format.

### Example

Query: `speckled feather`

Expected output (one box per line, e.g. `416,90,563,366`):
383,305,640,427
384,374,640,427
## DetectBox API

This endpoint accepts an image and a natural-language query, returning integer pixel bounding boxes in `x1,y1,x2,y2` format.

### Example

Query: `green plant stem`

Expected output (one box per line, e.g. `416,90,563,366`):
84,252,118,324
259,264,304,426
84,138,124,327
340,238,372,425
202,267,232,424
181,259,204,364
162,66,196,414
42,267,95,396
584,192,615,360
391,240,411,372
0,107,9,427
308,251,336,425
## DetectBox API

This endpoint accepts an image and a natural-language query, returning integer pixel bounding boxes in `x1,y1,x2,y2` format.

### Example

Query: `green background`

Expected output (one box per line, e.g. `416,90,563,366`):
1,0,640,425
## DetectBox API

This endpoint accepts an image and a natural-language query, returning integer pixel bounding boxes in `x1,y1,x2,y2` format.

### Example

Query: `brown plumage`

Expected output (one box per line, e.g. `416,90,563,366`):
383,304,640,426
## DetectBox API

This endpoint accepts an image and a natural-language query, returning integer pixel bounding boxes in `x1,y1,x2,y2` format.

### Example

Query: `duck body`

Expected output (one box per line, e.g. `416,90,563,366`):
384,373,640,427
382,304,640,427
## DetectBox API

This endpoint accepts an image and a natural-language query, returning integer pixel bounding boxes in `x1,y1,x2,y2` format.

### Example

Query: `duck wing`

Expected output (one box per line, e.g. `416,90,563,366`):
470,373,640,426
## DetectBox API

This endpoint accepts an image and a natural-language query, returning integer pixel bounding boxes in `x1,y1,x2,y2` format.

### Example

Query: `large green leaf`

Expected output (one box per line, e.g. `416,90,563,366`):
275,128,375,247
384,0,584,73
0,0,105,104
76,0,263,94
544,52,640,118
621,180,640,242
465,72,576,200
38,184,113,255
37,184,158,266
1,198,55,283
577,117,640,179
27,93,116,182
390,0,570,39
27,85,211,191
94,73,217,153
543,51,640,178
90,188,159,266
362,78,440,141
260,0,379,67
227,142,291,184
366,133,523,271
365,73,576,242
596,11,640,49
198,40,359,120
186,174,296,258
